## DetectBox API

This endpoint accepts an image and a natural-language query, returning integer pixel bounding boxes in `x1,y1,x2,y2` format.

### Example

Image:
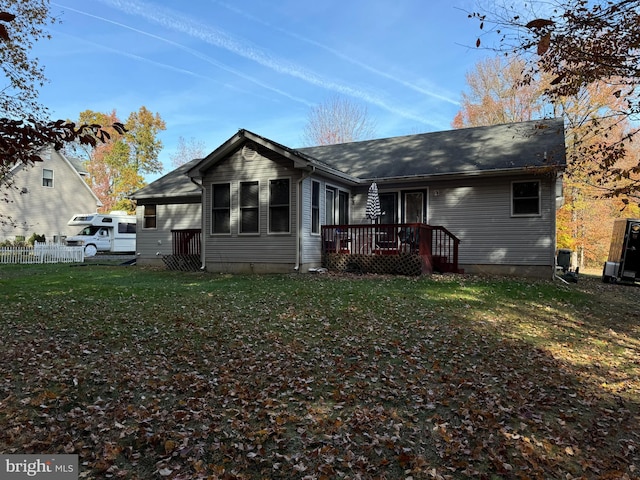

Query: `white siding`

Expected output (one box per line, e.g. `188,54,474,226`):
0,150,100,242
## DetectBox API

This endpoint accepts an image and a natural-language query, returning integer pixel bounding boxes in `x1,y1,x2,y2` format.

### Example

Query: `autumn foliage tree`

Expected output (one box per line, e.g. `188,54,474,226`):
452,56,549,128
453,53,640,266
470,0,640,202
0,2,124,190
302,95,377,146
73,108,166,213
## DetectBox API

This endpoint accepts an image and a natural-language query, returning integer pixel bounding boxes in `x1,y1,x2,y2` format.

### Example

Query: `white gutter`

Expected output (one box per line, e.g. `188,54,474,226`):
295,166,315,272
190,177,206,270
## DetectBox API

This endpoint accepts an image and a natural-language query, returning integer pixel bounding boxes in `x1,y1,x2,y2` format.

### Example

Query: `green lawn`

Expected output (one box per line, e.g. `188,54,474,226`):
0,264,638,479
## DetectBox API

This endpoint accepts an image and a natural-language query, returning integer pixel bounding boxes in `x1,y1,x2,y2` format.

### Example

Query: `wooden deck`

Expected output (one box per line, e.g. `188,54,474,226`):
321,223,461,275
166,225,461,275
163,229,202,271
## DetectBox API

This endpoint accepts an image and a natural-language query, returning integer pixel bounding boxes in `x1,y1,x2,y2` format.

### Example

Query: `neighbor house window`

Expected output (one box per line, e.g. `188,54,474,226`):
269,178,290,233
311,181,320,234
143,204,157,229
512,181,541,216
212,183,231,234
239,181,259,234
42,169,53,187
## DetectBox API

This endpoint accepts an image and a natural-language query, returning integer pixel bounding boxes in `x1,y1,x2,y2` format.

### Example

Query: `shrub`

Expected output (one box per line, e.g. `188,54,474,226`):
27,233,45,245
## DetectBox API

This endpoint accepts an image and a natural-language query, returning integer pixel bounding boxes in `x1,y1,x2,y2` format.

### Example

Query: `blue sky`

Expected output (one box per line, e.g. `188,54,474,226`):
33,0,491,181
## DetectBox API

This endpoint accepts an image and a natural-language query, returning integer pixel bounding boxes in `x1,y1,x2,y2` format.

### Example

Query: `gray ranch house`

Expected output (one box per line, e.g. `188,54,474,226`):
131,118,566,277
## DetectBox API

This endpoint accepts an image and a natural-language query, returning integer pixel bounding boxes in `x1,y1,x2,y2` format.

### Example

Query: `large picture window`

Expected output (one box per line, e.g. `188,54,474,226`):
311,181,320,234
269,178,290,233
512,181,541,216
239,181,259,233
212,183,231,234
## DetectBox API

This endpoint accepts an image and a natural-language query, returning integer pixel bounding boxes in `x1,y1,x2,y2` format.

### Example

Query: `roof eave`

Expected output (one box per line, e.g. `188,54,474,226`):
368,164,566,185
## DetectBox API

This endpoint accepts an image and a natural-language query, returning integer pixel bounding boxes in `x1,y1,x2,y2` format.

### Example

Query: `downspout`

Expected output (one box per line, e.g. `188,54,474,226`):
295,166,315,272
551,171,560,280
190,177,206,270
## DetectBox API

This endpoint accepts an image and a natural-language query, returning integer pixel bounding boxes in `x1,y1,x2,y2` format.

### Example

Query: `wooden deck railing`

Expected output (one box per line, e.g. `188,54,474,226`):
171,229,202,255
321,223,461,273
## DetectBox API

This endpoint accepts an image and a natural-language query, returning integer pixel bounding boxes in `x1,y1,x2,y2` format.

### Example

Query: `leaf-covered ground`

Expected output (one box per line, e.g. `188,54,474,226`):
0,264,638,479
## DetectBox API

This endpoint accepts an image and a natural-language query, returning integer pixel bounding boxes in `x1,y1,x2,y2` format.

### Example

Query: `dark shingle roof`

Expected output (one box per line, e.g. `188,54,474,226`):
298,118,566,180
130,157,202,200
131,119,566,200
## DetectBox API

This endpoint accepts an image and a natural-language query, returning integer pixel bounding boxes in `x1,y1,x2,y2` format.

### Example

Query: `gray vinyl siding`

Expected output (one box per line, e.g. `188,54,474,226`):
202,147,300,266
428,175,555,266
135,202,201,258
299,176,316,264
0,149,100,242
347,175,556,269
300,176,358,265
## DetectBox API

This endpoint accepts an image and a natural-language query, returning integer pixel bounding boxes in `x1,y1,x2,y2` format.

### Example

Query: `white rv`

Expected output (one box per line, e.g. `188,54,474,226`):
65,211,136,257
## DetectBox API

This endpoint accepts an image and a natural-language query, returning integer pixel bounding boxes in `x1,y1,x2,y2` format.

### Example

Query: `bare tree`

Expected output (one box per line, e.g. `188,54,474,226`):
170,136,206,168
302,96,377,146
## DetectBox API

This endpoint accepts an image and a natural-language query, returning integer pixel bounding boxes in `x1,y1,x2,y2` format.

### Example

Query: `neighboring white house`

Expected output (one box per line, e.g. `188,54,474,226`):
131,118,567,278
0,147,102,243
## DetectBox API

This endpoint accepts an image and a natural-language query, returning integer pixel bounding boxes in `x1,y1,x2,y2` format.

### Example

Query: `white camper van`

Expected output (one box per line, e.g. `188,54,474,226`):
65,211,136,257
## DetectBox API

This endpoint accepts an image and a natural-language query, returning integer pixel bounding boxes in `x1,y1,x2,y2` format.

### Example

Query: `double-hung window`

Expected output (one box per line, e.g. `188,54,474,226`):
212,183,231,234
143,204,157,229
239,181,259,234
42,169,54,188
269,178,290,233
512,181,540,216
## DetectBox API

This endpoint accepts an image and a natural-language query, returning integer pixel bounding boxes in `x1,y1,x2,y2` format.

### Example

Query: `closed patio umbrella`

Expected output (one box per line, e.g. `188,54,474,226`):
366,182,381,221
365,182,381,254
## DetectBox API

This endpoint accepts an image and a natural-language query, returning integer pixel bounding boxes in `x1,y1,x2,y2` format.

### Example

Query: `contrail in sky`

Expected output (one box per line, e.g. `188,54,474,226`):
51,2,314,107
95,0,439,127
212,0,460,107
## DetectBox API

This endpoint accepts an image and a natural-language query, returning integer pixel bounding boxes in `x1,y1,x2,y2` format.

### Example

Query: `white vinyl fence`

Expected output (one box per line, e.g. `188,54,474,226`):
0,242,84,264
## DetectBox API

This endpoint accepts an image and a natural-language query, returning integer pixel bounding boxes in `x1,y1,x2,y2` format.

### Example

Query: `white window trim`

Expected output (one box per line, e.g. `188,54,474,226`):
42,168,54,188
238,180,260,235
142,204,157,230
324,183,350,226
268,177,291,234
511,180,542,217
401,188,428,224
211,182,232,235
